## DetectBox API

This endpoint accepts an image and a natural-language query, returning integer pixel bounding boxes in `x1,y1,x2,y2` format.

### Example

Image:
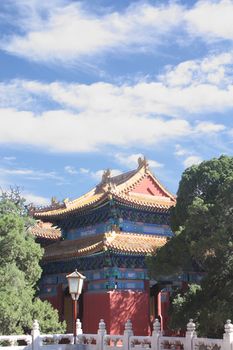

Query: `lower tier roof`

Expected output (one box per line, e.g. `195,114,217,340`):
29,221,61,240
44,231,167,261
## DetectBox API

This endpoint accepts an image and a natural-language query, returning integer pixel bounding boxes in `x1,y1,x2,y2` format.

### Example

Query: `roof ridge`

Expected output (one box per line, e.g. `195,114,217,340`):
33,156,175,218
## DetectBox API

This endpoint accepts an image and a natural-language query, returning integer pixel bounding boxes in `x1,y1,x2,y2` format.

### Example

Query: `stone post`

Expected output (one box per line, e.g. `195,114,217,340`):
223,320,233,350
123,320,134,350
185,319,196,350
76,319,83,335
97,319,106,350
151,319,161,350
31,320,41,350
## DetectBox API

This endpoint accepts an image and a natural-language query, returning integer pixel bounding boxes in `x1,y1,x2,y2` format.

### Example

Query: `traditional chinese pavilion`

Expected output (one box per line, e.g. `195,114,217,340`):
32,157,176,335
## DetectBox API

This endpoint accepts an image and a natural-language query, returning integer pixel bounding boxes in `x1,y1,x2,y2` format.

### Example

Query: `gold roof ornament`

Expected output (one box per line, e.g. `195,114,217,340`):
137,155,149,170
51,196,59,205
102,169,111,183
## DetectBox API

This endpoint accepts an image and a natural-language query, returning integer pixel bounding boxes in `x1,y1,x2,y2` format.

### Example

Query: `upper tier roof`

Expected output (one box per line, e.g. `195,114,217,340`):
34,156,176,219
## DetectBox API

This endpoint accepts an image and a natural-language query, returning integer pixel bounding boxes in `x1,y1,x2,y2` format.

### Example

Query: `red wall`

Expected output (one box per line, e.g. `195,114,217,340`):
42,295,59,309
83,292,111,333
83,290,150,335
42,284,151,335
110,290,149,335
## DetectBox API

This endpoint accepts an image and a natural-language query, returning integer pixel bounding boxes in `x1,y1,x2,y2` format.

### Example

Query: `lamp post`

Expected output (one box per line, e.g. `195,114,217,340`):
66,270,86,344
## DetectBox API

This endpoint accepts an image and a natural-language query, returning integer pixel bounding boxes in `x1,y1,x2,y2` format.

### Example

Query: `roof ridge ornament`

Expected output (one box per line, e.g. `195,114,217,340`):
137,155,149,171
102,169,111,183
99,168,117,194
63,198,69,208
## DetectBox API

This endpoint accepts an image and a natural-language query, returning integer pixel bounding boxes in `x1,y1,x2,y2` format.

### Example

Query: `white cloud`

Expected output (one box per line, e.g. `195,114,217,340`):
2,156,16,162
0,107,191,152
183,155,202,168
115,153,163,169
175,146,204,170
174,144,190,157
0,66,230,153
69,167,122,181
5,74,233,119
64,165,78,175
22,192,50,206
0,166,62,181
79,168,89,174
161,52,233,88
2,1,233,65
195,122,226,134
1,2,183,64
149,160,164,169
186,0,233,41
0,46,232,155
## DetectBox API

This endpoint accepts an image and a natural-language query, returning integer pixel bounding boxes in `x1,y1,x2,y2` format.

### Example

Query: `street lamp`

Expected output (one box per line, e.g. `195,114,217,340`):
66,269,86,344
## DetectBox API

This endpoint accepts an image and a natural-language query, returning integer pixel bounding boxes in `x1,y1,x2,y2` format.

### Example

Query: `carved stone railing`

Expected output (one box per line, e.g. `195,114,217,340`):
77,334,98,346
40,333,73,345
1,318,233,350
104,335,124,349
130,336,152,350
0,335,32,350
159,336,185,350
193,338,223,350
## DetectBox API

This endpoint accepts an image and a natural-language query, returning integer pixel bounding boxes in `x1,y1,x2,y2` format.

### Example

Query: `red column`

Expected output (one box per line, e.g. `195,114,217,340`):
157,292,163,332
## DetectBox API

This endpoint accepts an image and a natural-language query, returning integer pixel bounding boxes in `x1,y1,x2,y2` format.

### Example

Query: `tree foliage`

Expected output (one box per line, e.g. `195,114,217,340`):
147,156,233,337
0,189,66,335
169,284,202,331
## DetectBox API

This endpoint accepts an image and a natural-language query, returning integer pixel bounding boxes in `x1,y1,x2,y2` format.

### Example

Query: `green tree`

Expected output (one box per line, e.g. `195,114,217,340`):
0,190,66,335
169,284,202,331
147,156,233,337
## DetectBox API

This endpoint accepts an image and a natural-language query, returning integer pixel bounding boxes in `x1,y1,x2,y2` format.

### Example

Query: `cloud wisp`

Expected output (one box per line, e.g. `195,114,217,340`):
64,165,123,182
22,192,50,206
0,107,192,152
183,155,203,168
1,1,233,65
0,166,63,181
0,1,183,64
0,48,231,154
3,48,233,117
0,49,230,153
174,144,203,169
64,165,78,175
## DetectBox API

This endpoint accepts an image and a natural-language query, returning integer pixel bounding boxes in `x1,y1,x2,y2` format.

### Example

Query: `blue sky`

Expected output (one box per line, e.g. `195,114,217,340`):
0,0,233,205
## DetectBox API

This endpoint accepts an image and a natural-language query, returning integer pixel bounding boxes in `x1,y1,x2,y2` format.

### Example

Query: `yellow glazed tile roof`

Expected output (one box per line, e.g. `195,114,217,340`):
34,193,104,217
29,221,61,239
104,231,167,254
43,231,167,261
112,192,174,210
34,158,176,218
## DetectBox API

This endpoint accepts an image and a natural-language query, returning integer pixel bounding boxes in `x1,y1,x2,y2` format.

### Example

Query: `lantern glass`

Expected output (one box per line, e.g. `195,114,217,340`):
77,278,84,294
68,277,79,294
66,270,86,300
